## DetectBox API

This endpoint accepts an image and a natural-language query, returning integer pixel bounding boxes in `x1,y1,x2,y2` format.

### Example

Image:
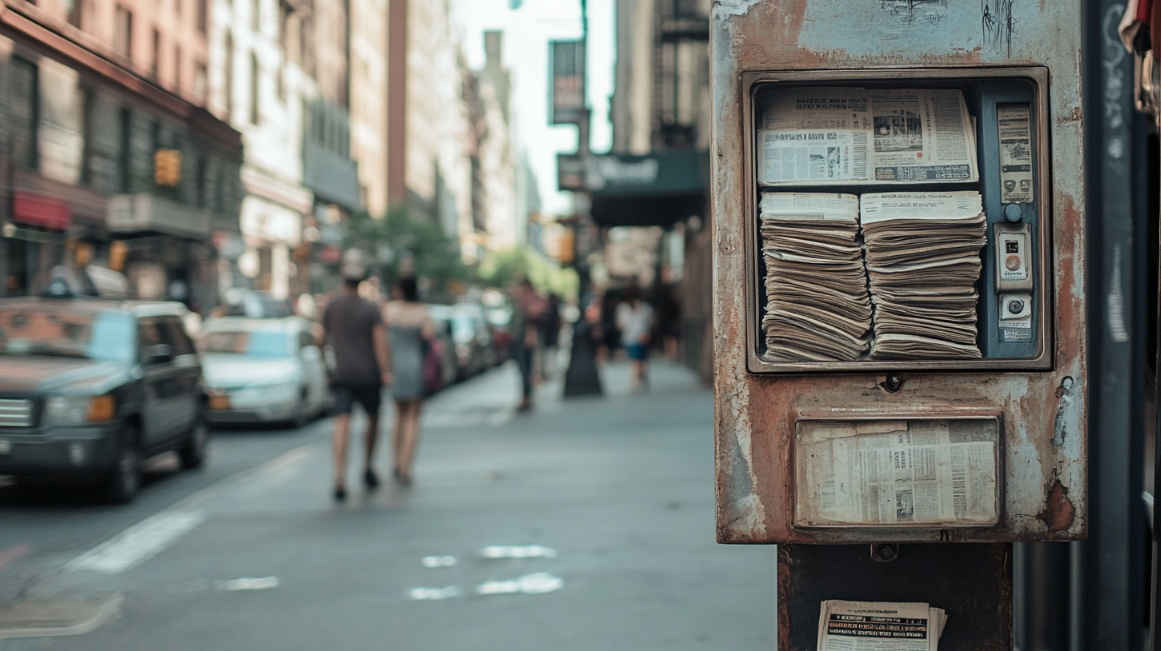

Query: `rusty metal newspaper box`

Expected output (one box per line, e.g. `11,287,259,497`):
712,1,1085,545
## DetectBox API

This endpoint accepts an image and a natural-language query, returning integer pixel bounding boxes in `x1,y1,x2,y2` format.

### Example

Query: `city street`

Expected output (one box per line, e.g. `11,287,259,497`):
0,361,776,650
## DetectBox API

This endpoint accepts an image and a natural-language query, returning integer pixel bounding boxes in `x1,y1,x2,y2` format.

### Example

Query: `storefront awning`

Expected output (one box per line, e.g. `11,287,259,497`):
586,150,708,228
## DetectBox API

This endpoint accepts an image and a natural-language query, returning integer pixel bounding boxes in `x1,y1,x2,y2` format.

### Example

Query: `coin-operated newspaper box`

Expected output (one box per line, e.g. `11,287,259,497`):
710,2,1085,649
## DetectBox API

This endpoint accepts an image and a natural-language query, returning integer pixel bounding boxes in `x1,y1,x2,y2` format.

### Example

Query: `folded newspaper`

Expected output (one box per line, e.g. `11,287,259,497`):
758,87,978,185
818,600,948,651
795,419,1000,527
759,193,871,361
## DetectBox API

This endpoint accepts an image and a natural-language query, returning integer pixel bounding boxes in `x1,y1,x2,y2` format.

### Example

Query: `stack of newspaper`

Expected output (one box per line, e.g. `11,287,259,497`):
861,192,987,359
760,193,871,361
818,601,948,651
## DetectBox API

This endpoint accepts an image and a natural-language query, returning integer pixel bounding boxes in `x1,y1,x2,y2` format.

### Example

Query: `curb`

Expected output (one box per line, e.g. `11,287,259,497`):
0,593,123,640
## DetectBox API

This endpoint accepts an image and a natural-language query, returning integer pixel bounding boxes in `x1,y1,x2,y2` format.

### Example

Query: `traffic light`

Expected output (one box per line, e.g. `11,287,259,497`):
154,149,182,187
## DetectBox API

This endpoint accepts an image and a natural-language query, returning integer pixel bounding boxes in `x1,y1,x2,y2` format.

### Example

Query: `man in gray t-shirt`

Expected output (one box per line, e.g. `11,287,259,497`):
318,256,392,501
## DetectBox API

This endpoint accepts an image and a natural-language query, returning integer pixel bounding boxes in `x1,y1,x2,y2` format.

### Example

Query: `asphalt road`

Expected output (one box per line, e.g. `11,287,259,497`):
0,360,776,650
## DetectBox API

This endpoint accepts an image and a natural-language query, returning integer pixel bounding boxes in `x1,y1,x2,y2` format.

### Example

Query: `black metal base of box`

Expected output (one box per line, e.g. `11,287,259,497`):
778,543,1012,650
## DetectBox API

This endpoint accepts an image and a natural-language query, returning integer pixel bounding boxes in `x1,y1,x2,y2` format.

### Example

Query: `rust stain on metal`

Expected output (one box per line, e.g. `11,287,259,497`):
1036,480,1076,531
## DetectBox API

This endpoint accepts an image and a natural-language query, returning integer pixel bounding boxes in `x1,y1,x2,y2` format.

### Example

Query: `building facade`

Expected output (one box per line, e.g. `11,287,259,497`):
207,0,361,300
0,0,243,309
606,0,711,377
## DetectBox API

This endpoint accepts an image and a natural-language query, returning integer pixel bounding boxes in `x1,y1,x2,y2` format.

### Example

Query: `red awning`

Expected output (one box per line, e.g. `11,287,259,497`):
13,191,71,230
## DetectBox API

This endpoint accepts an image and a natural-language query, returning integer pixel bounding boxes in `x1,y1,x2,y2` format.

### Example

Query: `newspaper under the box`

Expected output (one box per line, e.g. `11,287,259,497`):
758,88,978,185
796,419,999,527
817,600,948,651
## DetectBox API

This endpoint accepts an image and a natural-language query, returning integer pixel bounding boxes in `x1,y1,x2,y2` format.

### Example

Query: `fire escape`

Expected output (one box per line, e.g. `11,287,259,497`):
652,0,709,150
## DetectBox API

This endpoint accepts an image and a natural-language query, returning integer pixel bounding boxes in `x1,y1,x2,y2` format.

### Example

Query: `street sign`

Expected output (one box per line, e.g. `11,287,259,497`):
550,40,586,125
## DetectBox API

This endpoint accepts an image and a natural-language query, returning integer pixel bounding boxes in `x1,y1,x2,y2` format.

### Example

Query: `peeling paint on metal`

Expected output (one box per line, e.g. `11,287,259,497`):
712,0,762,18
1036,480,1076,531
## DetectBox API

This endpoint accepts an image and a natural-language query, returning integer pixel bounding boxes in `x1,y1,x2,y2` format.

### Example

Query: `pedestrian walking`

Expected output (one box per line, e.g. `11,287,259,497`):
384,276,435,486
539,293,563,379
512,279,547,411
318,253,393,501
616,285,654,391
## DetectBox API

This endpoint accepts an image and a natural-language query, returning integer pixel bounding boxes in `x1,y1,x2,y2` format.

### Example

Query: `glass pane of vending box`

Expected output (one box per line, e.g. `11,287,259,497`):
746,69,1052,373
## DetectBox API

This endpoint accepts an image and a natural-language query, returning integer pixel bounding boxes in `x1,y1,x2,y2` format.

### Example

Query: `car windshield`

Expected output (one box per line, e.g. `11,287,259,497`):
201,330,290,357
0,308,134,361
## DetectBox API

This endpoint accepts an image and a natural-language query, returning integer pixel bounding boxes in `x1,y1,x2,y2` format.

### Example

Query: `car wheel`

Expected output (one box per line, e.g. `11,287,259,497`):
103,429,141,504
178,419,208,470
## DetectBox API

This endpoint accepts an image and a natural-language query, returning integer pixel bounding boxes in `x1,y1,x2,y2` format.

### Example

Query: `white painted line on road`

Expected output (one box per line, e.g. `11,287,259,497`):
421,556,457,568
65,445,314,575
215,576,279,591
66,511,206,574
408,587,461,600
481,545,557,559
475,572,563,596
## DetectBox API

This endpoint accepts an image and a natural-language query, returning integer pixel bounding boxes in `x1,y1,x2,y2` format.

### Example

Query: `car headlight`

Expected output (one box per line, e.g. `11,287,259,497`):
44,395,116,426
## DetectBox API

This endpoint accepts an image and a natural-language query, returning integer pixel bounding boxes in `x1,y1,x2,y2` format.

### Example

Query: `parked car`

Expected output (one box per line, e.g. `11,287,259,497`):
485,306,513,363
0,296,208,503
429,304,493,380
424,311,459,393
198,317,329,427
219,290,295,319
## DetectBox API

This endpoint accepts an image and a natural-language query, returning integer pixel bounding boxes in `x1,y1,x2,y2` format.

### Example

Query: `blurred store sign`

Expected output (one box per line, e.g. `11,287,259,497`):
240,196,301,246
13,191,71,230
213,231,245,259
550,40,586,125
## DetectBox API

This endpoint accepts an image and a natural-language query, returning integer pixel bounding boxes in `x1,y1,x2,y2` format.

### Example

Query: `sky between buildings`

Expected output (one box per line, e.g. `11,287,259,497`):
453,0,616,217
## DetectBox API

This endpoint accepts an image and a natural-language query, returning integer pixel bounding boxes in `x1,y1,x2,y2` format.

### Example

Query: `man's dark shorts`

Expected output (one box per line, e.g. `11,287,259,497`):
331,384,382,416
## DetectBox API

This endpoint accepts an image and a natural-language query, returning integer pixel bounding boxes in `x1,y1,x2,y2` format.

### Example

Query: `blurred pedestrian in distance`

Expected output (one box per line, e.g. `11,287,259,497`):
512,279,547,411
616,285,654,391
540,293,563,380
318,251,393,501
384,276,435,486
657,285,682,361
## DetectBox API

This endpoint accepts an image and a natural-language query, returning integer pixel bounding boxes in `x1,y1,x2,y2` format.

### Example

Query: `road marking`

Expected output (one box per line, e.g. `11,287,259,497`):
0,544,31,572
66,511,206,574
65,445,315,575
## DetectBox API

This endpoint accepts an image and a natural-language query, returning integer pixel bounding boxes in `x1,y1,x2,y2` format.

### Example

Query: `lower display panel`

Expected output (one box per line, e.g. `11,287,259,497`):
795,418,1001,529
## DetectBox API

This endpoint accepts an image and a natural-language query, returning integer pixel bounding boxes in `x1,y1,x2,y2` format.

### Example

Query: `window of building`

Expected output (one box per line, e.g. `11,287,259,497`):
249,52,260,125
114,6,132,58
224,32,234,117
194,62,207,104
151,29,161,78
10,57,38,170
196,0,207,33
251,0,260,32
67,0,84,28
174,0,180,17
174,46,181,91
276,65,284,101
80,88,95,185
195,157,207,207
118,107,132,192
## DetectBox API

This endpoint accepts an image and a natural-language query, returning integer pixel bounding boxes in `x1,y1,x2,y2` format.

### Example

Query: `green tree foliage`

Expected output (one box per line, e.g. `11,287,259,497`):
343,209,470,291
478,245,579,299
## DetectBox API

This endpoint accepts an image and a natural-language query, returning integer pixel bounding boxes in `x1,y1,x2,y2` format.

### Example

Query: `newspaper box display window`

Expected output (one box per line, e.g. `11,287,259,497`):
744,70,1050,373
